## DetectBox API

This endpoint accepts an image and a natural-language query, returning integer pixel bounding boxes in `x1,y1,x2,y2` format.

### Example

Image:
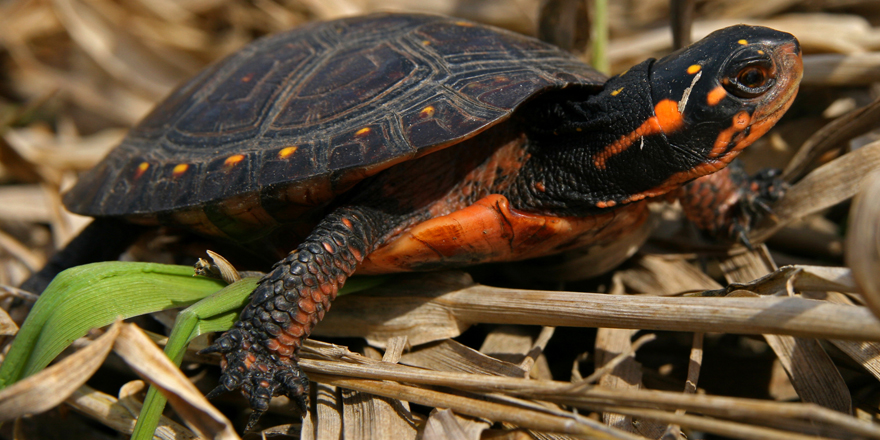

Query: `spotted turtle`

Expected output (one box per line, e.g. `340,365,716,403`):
30,13,802,428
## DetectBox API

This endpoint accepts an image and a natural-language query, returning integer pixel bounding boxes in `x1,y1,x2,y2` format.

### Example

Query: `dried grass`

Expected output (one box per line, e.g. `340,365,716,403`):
2,0,880,439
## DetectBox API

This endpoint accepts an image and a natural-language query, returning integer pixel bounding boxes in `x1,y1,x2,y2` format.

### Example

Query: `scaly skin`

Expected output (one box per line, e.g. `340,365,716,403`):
201,207,389,429
678,162,787,246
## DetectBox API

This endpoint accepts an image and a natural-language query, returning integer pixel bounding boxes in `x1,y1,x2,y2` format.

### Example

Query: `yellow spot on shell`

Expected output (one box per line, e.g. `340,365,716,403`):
224,154,245,167
576,127,582,132
456,21,473,27
422,40,431,46
420,106,435,117
738,39,748,45
687,64,701,74
172,163,189,177
134,162,149,179
355,127,371,136
278,146,298,159
610,87,624,96
757,50,765,55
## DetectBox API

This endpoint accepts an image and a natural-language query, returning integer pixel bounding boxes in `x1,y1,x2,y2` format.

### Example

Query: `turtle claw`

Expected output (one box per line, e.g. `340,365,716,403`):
205,383,232,400
733,223,754,251
200,325,311,430
245,411,266,432
199,328,242,355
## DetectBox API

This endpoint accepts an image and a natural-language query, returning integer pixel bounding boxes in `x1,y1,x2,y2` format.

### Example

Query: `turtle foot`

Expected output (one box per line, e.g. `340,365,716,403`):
201,327,310,431
726,167,788,248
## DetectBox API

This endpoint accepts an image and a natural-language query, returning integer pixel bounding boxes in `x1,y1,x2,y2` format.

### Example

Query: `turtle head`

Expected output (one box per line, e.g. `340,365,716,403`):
513,25,801,214
647,25,802,177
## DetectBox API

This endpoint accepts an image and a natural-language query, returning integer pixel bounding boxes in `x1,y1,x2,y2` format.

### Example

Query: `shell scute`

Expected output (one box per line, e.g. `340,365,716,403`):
271,44,421,129
400,96,491,149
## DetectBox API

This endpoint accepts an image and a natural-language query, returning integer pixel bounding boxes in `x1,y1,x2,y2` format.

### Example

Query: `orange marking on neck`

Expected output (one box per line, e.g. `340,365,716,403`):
224,154,245,167
623,91,793,204
172,163,189,177
709,111,751,158
134,162,149,179
707,86,727,106
593,99,684,170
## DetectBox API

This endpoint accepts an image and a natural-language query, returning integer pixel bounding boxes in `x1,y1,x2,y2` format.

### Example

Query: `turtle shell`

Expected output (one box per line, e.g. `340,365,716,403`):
63,13,604,217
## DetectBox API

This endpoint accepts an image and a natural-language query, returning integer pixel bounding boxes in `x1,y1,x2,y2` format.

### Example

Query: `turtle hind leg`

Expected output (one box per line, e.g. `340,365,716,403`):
199,206,391,429
20,218,151,294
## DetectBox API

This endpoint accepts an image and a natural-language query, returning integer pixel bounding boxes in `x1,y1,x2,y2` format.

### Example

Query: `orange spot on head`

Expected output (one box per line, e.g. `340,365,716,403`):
732,111,750,129
709,110,752,158
355,127,371,136
172,163,189,177
707,86,727,106
420,106,435,118
534,181,545,192
224,154,245,168
610,87,624,96
278,146,298,159
687,64,701,74
134,162,149,179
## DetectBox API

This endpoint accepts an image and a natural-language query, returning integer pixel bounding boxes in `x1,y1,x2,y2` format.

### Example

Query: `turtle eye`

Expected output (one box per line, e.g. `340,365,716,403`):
725,60,775,99
737,66,767,89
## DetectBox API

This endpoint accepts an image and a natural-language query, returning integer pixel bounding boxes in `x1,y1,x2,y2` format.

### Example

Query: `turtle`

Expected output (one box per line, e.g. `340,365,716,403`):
25,13,802,429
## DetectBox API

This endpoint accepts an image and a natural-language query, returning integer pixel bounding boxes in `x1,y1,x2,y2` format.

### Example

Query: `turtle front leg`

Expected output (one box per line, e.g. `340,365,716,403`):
201,206,388,429
677,161,787,247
